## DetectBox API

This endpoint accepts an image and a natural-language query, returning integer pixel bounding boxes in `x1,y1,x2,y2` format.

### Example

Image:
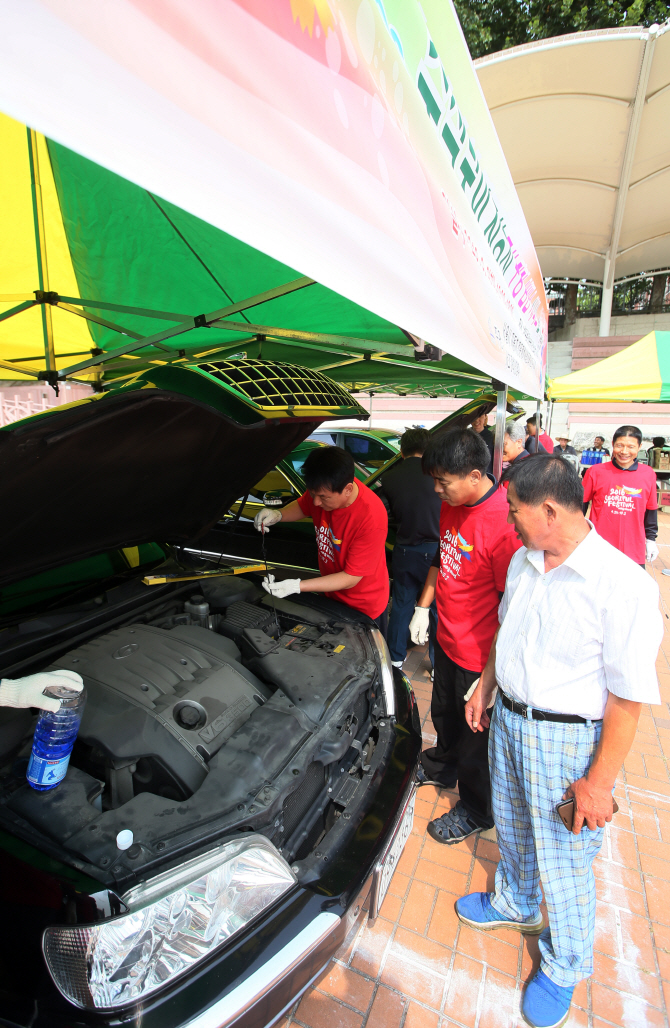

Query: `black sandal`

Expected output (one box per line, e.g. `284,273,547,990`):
427,801,492,844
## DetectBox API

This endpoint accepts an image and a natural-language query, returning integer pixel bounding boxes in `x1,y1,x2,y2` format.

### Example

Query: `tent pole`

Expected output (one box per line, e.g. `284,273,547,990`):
27,128,56,386
546,400,554,438
535,399,541,452
0,358,42,378
599,255,614,337
492,379,507,482
598,25,657,338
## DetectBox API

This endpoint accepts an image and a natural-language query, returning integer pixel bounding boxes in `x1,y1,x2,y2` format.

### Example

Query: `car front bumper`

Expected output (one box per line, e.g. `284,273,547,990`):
182,780,418,1028
21,670,420,1028
182,911,342,1028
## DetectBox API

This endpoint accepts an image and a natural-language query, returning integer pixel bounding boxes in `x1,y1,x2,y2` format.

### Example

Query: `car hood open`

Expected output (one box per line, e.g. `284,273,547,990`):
0,360,367,588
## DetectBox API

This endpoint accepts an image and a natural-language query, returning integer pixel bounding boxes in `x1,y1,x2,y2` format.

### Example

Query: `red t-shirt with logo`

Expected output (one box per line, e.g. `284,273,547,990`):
298,482,389,619
583,460,657,564
525,431,554,454
434,484,522,672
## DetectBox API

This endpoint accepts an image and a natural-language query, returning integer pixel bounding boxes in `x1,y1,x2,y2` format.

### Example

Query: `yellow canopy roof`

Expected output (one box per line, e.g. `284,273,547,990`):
0,115,94,381
547,330,670,401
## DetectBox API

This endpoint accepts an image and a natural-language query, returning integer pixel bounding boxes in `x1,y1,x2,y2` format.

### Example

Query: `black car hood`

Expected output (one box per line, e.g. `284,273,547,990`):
0,361,366,588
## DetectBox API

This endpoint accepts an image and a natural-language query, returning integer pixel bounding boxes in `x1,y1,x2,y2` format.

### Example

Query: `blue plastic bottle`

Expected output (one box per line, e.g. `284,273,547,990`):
26,684,86,791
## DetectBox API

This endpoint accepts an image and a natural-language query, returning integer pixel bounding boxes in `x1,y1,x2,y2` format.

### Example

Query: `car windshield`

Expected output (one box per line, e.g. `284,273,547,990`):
310,430,338,445
342,435,394,466
289,452,367,482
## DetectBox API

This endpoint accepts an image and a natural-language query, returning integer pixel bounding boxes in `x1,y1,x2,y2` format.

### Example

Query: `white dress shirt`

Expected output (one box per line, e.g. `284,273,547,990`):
496,524,662,719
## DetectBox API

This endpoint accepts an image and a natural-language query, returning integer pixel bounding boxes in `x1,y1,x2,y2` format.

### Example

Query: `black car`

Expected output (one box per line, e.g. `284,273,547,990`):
0,358,421,1028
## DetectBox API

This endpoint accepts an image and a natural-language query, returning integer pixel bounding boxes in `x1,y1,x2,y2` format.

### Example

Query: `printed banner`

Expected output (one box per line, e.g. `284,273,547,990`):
0,0,547,395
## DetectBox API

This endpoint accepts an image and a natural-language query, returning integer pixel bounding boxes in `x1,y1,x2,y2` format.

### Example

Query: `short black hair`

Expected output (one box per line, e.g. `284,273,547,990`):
422,428,490,478
400,427,430,456
502,454,583,512
302,445,355,493
527,413,543,427
653,436,666,447
595,435,605,444
612,425,642,445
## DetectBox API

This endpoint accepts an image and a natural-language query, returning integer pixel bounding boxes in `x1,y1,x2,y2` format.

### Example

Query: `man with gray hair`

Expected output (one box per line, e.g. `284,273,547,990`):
458,455,662,1028
502,419,529,466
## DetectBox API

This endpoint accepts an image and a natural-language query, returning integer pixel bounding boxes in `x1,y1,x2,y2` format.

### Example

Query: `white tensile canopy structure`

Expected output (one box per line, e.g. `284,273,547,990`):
476,21,670,335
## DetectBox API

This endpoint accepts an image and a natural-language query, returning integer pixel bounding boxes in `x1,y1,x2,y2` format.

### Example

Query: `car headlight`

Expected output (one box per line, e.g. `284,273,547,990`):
43,836,295,1011
370,627,395,718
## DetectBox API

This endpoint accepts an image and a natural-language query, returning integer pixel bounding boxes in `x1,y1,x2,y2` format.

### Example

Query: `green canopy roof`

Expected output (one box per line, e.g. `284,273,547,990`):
1,129,494,399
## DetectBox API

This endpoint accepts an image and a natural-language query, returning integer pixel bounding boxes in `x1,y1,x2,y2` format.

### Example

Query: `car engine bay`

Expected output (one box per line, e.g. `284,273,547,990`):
0,576,391,887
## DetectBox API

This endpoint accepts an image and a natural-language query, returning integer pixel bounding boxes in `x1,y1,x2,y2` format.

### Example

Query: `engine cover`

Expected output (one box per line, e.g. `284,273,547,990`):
54,624,269,801
1,609,376,876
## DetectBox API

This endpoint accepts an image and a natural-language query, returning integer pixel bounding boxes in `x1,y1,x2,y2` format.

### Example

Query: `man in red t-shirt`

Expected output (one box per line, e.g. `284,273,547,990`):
409,428,522,844
253,445,389,624
525,413,553,455
583,424,658,566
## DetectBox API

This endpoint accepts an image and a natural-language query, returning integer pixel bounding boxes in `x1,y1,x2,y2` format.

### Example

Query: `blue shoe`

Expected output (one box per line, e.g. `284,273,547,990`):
455,892,544,935
522,969,574,1028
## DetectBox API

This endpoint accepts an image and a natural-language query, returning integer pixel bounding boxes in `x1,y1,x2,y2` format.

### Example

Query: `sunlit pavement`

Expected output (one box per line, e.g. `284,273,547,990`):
280,514,670,1027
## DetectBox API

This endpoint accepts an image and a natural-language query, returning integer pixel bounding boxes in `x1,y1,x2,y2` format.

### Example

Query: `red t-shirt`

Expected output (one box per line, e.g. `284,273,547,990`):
526,431,554,454
583,460,657,564
435,484,522,672
298,482,389,619
540,431,554,453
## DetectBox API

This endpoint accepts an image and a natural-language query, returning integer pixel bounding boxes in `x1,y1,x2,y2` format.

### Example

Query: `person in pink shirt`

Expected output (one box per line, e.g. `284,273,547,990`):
583,425,658,566
525,414,553,455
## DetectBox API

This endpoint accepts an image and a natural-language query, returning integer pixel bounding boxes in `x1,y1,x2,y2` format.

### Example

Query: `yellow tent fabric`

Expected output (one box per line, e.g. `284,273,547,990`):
0,113,93,380
547,331,669,402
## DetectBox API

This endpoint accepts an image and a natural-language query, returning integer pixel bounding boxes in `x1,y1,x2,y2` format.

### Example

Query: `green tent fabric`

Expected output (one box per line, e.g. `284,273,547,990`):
42,140,491,397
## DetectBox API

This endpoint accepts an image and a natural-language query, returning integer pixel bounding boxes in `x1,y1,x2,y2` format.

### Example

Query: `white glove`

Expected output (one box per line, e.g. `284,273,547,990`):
646,539,660,563
0,670,83,712
262,574,302,599
409,605,431,645
463,678,480,703
254,508,283,533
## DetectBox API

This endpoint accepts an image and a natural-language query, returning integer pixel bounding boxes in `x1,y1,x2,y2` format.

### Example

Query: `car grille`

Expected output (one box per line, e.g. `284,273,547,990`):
282,761,326,841
194,359,367,416
353,691,368,729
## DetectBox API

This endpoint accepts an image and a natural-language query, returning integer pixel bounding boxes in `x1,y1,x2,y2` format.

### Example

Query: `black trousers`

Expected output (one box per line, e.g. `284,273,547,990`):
420,640,493,823
387,543,438,666
373,609,389,637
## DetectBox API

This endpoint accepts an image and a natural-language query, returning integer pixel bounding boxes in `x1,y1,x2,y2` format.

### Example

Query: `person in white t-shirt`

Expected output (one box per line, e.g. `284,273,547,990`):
457,455,662,1028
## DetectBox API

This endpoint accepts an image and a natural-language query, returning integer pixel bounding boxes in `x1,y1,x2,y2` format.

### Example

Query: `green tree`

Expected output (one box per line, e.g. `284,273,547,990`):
454,0,670,59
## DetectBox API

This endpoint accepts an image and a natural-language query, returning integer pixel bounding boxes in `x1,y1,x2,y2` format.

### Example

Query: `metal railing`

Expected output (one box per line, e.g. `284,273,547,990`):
546,272,670,320
0,392,52,427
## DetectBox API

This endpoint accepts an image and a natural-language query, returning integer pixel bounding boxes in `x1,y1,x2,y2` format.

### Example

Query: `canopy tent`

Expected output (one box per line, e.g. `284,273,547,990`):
475,23,670,334
0,0,546,399
0,113,491,399
547,330,670,402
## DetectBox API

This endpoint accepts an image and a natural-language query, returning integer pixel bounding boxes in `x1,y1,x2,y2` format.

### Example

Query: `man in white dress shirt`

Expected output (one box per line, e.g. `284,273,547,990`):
457,455,662,1028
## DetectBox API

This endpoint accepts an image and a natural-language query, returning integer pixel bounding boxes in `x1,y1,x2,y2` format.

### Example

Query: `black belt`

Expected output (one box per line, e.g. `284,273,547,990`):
500,691,602,725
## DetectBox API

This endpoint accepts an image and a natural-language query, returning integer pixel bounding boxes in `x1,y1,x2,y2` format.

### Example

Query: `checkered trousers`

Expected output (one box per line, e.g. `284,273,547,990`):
489,697,604,987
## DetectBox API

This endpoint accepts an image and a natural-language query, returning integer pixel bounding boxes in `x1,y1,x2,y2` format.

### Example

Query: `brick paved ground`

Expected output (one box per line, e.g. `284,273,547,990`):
280,514,670,1028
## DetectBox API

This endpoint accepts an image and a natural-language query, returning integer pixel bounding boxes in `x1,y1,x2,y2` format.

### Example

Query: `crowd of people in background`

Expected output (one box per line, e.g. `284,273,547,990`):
251,413,665,1028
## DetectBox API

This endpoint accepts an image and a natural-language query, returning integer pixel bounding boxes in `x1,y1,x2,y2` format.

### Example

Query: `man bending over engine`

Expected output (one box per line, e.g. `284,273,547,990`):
254,446,389,630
